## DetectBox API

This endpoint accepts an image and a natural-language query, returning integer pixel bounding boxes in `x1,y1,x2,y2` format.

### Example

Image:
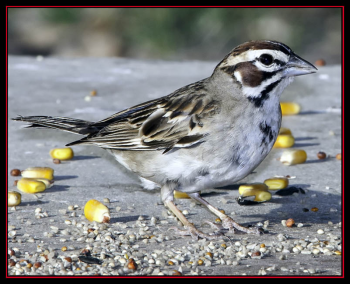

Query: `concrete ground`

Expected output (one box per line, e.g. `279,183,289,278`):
7,55,342,276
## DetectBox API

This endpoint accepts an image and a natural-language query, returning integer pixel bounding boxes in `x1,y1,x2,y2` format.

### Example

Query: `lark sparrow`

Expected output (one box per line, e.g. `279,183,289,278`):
13,40,317,239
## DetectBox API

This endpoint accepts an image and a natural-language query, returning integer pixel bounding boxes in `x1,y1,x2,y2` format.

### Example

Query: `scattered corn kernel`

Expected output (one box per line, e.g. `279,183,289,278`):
334,250,341,255
280,149,307,166
280,102,301,115
273,134,295,148
336,153,341,160
215,218,221,223
246,190,271,202
238,183,268,195
24,178,54,188
260,243,265,248
219,209,225,214
8,191,22,207
49,147,74,160
21,167,54,180
17,178,46,194
84,199,110,223
264,177,289,190
239,183,271,202
168,260,174,266
311,207,319,212
197,259,204,265
61,246,67,252
279,127,292,135
174,190,190,199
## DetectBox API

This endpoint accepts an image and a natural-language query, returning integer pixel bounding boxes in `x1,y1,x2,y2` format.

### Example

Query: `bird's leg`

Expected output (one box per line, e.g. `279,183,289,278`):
188,192,262,235
161,184,219,240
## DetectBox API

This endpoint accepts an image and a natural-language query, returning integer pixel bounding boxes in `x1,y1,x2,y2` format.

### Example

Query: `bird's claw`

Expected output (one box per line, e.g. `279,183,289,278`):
202,220,228,235
221,216,263,235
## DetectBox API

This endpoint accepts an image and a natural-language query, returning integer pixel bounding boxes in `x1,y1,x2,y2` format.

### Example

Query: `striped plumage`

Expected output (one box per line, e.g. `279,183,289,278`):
13,40,317,239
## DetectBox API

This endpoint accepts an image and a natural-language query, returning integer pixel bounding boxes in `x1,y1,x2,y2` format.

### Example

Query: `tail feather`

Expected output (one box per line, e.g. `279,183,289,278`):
12,115,99,135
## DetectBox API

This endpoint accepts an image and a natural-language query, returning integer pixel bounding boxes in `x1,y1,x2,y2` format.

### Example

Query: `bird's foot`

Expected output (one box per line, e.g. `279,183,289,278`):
220,216,264,235
169,223,221,240
202,220,228,234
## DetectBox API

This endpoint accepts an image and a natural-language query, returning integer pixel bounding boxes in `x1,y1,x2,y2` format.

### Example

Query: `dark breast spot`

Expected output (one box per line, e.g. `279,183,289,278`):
259,121,277,148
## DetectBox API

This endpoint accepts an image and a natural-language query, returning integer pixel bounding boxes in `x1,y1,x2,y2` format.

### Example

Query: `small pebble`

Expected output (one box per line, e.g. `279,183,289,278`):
10,169,21,176
317,229,325,235
314,59,326,66
317,151,327,159
286,218,295,227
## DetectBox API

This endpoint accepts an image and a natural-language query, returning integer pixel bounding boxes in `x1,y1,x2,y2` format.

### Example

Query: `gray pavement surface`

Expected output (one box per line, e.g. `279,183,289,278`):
7,56,342,276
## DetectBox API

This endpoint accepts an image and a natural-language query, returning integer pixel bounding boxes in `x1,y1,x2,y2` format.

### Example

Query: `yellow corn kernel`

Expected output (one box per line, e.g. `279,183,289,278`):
279,127,292,135
49,147,74,160
8,191,22,207
21,167,54,180
280,102,301,115
173,190,190,199
280,149,307,166
84,199,110,223
264,177,289,190
273,134,295,148
238,183,268,195
24,178,54,188
240,188,272,202
174,190,200,199
17,178,46,194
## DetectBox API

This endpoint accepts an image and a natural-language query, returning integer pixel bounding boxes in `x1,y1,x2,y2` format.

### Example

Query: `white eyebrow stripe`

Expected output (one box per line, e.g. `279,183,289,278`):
223,49,289,67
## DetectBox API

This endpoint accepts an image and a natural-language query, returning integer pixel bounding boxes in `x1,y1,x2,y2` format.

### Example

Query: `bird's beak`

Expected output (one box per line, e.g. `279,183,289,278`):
284,53,318,77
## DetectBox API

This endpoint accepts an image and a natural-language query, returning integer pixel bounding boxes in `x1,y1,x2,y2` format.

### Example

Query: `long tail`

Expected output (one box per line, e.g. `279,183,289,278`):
12,115,102,145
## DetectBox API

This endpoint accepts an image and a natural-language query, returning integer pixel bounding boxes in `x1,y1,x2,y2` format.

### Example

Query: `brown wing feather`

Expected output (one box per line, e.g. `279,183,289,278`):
70,79,220,152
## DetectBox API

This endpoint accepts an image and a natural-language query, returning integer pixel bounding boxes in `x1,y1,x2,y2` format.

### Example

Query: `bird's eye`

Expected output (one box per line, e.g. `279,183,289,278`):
258,54,274,66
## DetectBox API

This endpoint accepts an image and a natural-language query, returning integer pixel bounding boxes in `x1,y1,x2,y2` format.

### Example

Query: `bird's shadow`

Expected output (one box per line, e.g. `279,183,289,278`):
72,155,100,161
45,184,70,193
111,215,148,223
54,175,79,181
293,136,319,147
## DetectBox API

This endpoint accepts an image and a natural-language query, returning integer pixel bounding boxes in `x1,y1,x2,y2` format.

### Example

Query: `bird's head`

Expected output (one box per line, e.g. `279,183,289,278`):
213,40,317,107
